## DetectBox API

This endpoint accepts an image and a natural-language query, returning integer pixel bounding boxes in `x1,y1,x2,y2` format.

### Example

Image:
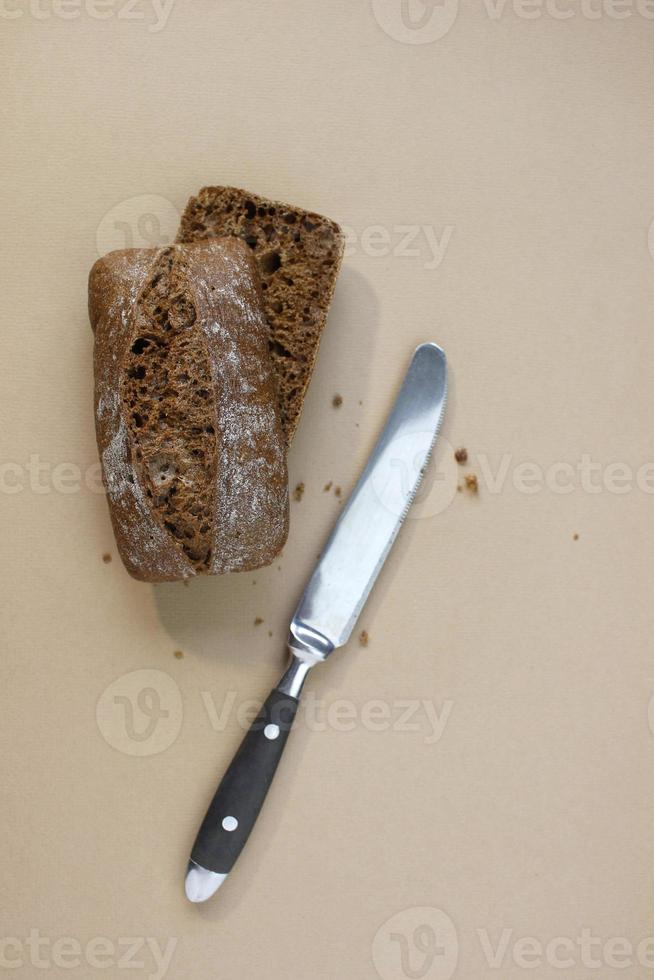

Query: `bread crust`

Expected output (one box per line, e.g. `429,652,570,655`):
177,186,344,444
90,239,289,582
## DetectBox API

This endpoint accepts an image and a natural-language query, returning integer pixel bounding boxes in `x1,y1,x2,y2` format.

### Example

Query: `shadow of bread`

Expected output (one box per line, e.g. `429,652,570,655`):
151,266,379,665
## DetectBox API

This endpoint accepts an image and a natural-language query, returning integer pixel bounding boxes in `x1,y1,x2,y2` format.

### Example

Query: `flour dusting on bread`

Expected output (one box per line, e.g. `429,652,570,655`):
90,240,289,582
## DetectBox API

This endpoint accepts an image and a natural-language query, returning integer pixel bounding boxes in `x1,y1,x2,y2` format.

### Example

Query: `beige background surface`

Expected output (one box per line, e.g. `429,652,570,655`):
2,1,654,978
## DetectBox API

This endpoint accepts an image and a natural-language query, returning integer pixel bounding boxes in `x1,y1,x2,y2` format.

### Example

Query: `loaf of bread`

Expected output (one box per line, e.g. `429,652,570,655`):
89,239,289,582
177,186,345,443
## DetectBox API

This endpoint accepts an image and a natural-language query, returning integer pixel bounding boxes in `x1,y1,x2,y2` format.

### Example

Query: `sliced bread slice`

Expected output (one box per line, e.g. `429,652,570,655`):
176,186,345,443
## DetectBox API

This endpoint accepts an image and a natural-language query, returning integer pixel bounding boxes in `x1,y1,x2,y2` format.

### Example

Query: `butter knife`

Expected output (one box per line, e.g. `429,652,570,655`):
185,342,448,902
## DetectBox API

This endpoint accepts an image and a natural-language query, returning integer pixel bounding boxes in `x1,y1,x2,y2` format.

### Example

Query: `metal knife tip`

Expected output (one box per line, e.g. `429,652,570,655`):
415,341,446,363
185,861,227,903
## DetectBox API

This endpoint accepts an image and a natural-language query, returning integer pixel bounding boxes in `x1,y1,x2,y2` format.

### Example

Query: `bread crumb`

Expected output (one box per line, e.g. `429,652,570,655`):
573,533,579,541
323,481,333,492
334,485,342,498
102,553,112,564
359,630,369,648
457,484,463,493
173,650,184,660
454,448,468,465
254,617,263,626
464,474,479,495
268,630,273,638
332,394,343,408
293,482,305,502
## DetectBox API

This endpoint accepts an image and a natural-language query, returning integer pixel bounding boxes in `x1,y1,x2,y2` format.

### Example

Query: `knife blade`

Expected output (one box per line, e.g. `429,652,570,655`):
291,341,447,652
185,342,448,903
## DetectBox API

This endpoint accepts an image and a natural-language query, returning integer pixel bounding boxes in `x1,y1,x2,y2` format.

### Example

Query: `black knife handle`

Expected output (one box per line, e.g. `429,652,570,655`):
190,688,299,876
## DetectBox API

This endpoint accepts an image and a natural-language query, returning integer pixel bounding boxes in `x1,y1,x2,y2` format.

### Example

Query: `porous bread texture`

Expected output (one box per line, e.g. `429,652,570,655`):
91,249,188,582
123,248,216,568
90,239,289,582
177,186,345,444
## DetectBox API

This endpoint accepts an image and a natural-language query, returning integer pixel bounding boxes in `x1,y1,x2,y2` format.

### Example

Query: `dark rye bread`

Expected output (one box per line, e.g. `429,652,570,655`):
177,186,345,443
89,239,289,582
